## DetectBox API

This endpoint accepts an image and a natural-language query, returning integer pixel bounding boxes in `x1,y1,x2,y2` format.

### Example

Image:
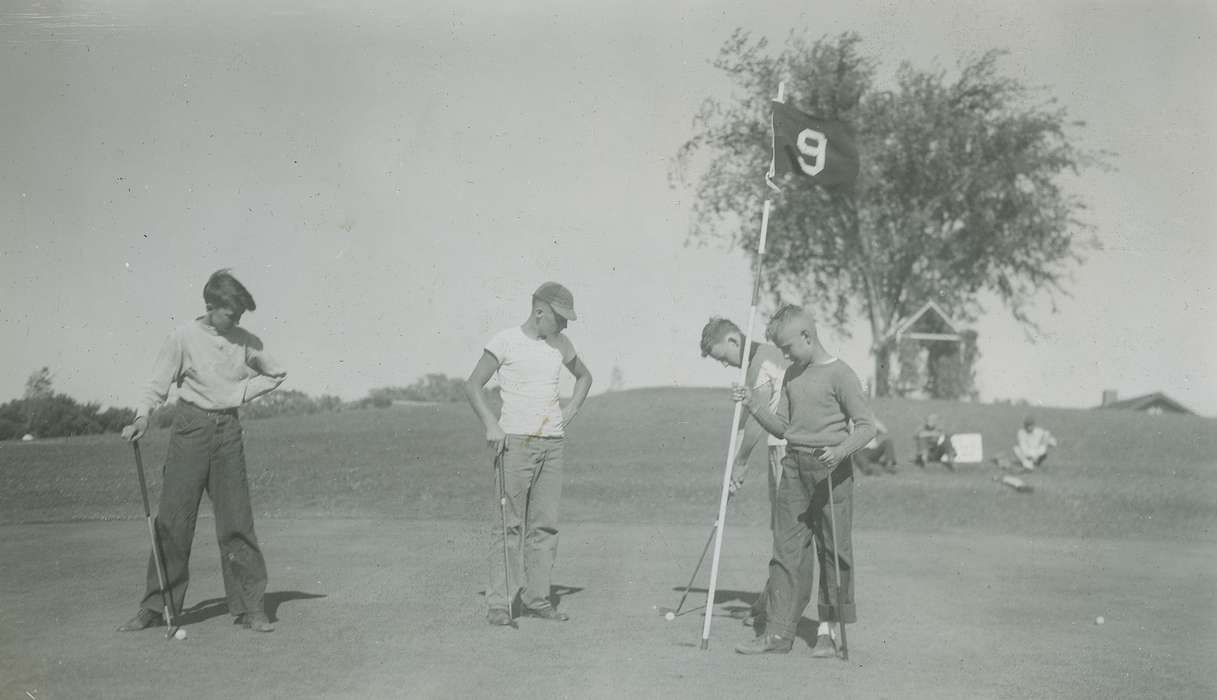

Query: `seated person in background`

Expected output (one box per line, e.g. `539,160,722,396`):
853,418,898,475
1013,415,1057,471
913,413,956,470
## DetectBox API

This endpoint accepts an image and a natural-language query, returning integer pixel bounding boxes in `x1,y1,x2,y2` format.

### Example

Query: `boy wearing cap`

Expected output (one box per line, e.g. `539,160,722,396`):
463,282,594,627
117,269,286,634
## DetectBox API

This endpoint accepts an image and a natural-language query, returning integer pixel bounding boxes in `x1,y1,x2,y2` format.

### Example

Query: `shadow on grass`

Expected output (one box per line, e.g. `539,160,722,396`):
675,587,820,647
477,584,585,612
177,590,327,625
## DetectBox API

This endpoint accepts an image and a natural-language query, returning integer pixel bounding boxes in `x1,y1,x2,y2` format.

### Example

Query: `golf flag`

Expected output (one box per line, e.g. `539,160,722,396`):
768,100,859,189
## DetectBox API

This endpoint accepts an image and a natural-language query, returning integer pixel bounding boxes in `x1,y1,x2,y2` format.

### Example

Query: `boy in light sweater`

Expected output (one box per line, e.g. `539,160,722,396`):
118,269,286,634
732,305,875,657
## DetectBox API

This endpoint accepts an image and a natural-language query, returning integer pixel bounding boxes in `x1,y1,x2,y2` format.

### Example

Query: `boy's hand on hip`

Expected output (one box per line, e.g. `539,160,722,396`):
561,404,579,429
486,424,506,453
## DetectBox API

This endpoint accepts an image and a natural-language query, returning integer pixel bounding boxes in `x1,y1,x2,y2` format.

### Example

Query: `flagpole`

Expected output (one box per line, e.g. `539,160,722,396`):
700,81,784,650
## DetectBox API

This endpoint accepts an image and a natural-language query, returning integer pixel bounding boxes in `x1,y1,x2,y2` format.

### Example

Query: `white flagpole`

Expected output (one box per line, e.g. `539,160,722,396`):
700,81,784,650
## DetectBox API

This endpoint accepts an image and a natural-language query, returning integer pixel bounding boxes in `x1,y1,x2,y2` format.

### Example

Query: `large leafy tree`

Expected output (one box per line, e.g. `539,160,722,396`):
673,31,1105,395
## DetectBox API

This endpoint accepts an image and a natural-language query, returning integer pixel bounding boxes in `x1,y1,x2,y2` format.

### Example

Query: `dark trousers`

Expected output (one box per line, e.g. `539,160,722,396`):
140,403,267,617
766,449,856,638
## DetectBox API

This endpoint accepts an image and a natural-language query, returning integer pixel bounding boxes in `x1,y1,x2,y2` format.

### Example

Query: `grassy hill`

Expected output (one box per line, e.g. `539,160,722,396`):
2,388,1214,540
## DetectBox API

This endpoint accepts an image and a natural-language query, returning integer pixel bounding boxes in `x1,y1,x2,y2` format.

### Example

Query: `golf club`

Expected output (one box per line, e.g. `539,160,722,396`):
494,443,518,628
660,520,718,620
824,463,848,661
132,441,180,640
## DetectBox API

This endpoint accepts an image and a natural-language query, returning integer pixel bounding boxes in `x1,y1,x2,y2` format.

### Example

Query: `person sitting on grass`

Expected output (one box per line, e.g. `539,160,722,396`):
1013,414,1058,471
463,282,593,628
118,269,286,634
852,417,898,475
913,413,956,471
732,304,875,658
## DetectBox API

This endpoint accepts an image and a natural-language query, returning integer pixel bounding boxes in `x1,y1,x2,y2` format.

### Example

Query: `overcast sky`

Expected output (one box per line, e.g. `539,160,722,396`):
2,0,1214,416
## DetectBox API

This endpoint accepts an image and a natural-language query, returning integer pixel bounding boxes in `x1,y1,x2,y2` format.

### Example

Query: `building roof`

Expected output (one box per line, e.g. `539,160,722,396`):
1098,392,1195,415
884,301,962,343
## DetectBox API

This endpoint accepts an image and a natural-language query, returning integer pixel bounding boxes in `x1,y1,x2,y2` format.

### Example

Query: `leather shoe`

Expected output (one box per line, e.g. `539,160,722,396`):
810,633,838,658
238,612,275,633
117,608,163,632
734,632,792,655
487,608,515,627
521,604,569,622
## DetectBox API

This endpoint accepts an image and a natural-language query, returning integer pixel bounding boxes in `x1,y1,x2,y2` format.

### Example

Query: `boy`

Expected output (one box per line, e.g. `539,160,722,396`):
732,305,875,657
1013,415,1057,471
914,413,956,470
699,317,812,629
118,269,286,634
464,282,593,627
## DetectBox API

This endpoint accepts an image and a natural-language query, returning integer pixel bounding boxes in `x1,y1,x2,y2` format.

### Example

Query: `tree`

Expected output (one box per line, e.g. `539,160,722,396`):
672,31,1105,395
23,366,53,434
607,364,625,392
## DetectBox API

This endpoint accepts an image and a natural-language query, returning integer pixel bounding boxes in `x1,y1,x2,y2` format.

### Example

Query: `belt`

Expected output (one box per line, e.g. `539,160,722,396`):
180,401,238,417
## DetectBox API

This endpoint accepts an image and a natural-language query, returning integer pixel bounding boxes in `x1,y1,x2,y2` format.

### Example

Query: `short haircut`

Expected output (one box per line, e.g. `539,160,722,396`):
203,269,256,312
699,317,740,357
765,304,811,343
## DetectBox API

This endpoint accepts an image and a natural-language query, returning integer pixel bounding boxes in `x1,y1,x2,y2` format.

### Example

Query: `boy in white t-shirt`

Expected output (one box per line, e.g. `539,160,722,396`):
1014,415,1058,471
463,282,594,627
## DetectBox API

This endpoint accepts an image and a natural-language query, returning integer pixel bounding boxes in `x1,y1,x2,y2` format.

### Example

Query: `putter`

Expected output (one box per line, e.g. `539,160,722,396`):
660,520,718,619
493,443,518,628
132,441,179,639
824,464,848,661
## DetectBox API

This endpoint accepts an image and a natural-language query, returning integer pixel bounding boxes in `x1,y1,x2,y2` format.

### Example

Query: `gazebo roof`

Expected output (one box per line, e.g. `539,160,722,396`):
886,301,962,343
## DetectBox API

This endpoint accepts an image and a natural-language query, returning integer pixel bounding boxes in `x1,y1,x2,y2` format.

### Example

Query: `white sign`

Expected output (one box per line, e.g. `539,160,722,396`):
950,433,984,463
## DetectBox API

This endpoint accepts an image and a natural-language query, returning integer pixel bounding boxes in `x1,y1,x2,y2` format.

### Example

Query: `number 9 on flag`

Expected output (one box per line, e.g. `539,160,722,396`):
769,100,859,188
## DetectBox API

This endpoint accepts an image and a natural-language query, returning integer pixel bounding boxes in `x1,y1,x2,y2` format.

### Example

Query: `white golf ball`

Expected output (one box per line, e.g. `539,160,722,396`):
1095,616,1104,625
664,612,676,621
174,628,188,640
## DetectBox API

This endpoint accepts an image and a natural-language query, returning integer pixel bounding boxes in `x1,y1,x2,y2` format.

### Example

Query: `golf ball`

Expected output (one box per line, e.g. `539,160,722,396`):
664,612,676,621
1095,616,1104,625
174,628,188,640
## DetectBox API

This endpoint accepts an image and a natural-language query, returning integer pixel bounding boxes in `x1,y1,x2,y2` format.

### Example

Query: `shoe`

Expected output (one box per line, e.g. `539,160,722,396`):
238,612,275,633
810,633,838,659
117,608,163,632
734,632,793,655
521,603,569,622
487,608,515,627
882,462,898,474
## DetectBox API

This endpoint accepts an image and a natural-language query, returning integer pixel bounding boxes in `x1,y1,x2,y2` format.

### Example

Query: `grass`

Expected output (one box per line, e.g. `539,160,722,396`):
2,388,1215,541
2,388,1215,699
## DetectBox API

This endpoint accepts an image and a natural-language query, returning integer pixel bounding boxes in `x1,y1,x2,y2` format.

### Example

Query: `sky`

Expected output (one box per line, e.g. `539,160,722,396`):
2,0,1215,416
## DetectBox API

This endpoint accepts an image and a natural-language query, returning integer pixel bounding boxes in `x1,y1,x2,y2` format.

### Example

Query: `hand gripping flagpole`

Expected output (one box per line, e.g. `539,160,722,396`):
700,82,784,650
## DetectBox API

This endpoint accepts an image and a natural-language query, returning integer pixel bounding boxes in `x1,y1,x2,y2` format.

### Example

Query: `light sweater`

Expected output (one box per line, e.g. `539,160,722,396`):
136,318,287,419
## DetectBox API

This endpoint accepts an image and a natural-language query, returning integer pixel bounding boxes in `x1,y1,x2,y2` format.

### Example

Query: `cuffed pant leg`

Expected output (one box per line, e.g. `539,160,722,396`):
814,467,856,624
765,453,814,638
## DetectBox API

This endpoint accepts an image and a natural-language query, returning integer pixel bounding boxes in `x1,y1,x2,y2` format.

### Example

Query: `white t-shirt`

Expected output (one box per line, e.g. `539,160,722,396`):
485,326,575,438
748,344,788,447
